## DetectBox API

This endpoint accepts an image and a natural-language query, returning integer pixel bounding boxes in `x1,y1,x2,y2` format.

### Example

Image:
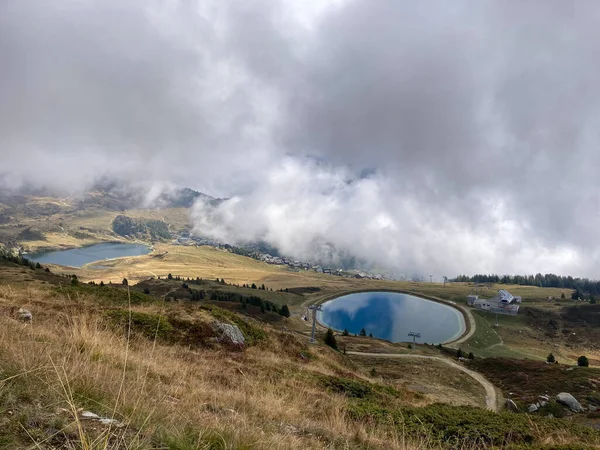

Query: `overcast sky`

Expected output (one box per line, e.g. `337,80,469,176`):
2,0,600,278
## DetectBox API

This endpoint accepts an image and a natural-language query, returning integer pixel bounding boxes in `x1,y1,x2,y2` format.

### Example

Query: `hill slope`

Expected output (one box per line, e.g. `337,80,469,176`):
1,259,599,449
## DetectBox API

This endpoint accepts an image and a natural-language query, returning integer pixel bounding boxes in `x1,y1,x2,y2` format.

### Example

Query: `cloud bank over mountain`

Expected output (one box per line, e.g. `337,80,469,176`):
1,0,600,276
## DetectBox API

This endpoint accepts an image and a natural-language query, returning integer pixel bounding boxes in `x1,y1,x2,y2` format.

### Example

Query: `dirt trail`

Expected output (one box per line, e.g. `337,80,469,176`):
347,351,498,412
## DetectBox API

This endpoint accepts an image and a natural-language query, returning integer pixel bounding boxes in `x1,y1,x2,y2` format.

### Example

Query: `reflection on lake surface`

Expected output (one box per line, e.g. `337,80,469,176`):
318,291,465,344
28,243,150,268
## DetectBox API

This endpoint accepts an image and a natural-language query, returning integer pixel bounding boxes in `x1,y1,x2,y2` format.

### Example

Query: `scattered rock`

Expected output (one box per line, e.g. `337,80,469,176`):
213,322,245,346
17,308,32,322
538,395,550,402
528,404,539,413
590,405,598,412
539,401,548,407
505,399,519,412
80,411,124,427
99,418,124,427
555,392,584,412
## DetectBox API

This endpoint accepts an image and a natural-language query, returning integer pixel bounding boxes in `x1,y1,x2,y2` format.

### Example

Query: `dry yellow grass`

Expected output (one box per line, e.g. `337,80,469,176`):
1,268,599,448
0,283,456,449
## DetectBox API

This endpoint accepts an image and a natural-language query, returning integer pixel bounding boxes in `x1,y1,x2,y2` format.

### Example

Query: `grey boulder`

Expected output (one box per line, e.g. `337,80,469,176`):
528,403,539,413
214,322,245,346
17,308,32,322
555,392,584,412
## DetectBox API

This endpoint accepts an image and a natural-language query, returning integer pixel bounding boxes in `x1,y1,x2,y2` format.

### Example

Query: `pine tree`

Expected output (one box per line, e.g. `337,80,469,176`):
456,348,464,358
251,283,257,289
359,328,366,337
122,278,128,286
279,304,290,317
168,273,173,280
578,355,589,367
468,352,475,360
342,329,349,336
547,353,555,363
324,328,338,350
369,332,373,338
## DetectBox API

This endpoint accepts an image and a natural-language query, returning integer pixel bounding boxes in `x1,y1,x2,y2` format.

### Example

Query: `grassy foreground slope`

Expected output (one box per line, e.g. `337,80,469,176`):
1,260,600,449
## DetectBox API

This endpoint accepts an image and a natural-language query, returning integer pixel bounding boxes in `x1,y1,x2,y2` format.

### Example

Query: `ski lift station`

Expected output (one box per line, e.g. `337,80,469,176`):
467,289,521,315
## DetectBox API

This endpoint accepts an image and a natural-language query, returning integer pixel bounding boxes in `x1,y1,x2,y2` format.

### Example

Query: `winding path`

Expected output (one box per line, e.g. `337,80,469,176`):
347,351,498,412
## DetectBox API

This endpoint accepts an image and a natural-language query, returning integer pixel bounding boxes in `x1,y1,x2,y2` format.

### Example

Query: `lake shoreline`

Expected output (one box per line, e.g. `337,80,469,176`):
315,288,471,345
27,242,153,269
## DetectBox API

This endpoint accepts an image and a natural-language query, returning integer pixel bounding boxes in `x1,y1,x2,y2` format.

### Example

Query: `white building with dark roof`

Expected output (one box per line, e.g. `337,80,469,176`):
471,289,520,315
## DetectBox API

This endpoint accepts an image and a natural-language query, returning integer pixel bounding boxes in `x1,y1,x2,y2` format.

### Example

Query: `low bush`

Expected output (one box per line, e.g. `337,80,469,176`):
348,402,599,448
55,283,155,305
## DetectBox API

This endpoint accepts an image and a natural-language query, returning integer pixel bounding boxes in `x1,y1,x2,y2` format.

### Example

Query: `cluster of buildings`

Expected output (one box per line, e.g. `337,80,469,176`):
170,232,388,280
467,289,521,315
258,253,386,279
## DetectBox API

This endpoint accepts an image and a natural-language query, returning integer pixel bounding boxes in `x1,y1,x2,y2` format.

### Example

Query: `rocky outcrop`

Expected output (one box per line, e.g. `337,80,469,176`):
555,392,584,412
214,322,245,347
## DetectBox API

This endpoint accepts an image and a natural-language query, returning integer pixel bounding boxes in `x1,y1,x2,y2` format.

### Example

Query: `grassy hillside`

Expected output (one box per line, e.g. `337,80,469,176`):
1,261,600,448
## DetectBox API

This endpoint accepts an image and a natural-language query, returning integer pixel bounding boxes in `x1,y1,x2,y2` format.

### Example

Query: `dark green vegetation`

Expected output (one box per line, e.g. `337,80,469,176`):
54,283,155,305
578,355,590,367
111,214,170,240
470,357,600,407
135,276,300,307
320,372,600,448
324,328,338,350
350,402,599,449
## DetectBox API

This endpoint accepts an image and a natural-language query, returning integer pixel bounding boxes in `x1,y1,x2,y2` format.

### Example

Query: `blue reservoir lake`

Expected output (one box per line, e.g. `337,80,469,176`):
318,291,465,344
28,243,150,268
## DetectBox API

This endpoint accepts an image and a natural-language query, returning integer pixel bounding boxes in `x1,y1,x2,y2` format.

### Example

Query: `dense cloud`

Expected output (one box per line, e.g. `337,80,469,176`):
2,0,600,277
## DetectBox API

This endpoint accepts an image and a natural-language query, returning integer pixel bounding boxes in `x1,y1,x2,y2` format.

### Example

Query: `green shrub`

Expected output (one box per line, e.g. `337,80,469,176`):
348,402,598,448
538,401,566,418
547,353,556,363
578,356,589,367
279,304,290,317
324,328,338,350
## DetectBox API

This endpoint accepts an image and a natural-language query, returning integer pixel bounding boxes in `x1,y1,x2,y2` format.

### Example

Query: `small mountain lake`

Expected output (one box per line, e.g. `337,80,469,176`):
27,243,150,268
318,291,465,344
